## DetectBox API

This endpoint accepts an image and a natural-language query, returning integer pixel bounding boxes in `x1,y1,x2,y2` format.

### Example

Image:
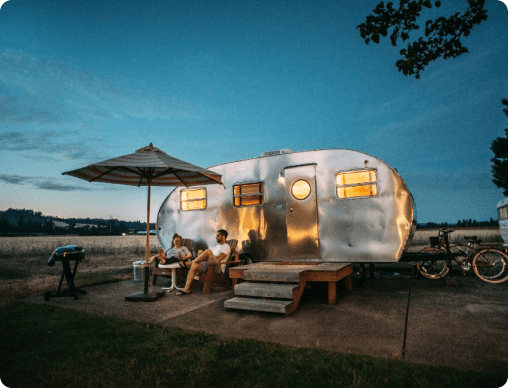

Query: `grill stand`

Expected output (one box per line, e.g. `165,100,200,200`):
44,259,86,301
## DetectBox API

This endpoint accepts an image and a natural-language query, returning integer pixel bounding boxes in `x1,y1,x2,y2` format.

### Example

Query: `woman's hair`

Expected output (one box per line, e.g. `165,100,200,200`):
170,233,182,248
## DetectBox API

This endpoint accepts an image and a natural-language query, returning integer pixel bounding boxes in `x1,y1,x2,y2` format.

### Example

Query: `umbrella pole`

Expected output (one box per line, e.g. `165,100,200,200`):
144,183,151,294
125,180,163,302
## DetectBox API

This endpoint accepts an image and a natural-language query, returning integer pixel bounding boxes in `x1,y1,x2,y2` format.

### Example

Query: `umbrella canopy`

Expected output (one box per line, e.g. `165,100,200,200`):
62,143,223,301
63,143,222,187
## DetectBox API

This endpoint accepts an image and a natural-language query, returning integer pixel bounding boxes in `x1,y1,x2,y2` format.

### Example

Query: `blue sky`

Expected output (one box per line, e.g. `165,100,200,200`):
0,0,507,223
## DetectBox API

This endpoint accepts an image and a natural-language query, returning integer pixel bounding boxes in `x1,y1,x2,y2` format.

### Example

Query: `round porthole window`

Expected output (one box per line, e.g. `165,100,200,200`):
291,180,311,200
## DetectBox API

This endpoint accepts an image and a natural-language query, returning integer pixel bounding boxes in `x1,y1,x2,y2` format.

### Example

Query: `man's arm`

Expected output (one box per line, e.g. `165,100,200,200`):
215,252,227,263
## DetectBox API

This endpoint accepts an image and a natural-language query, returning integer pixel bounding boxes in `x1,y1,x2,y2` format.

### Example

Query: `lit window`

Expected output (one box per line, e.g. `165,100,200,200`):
233,183,264,207
499,205,508,220
181,188,206,211
291,180,311,200
336,169,377,199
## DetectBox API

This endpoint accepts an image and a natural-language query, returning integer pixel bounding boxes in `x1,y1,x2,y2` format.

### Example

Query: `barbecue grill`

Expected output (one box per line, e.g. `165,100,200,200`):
44,245,86,301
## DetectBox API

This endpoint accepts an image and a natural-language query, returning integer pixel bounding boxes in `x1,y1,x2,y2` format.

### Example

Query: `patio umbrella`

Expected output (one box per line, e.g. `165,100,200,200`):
62,143,223,301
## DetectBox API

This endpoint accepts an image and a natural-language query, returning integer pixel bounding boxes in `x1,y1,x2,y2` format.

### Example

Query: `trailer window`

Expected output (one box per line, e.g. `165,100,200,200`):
233,183,264,207
499,205,508,220
291,180,311,200
181,188,206,211
335,169,377,199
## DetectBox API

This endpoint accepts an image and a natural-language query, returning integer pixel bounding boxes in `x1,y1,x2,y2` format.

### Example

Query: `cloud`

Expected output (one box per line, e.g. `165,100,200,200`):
0,130,110,163
0,96,60,124
34,181,90,192
0,174,25,185
0,173,91,191
0,50,199,124
0,173,133,192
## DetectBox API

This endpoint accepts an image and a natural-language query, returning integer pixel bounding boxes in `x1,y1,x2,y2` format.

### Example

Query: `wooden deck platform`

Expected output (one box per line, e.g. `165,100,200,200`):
229,262,353,305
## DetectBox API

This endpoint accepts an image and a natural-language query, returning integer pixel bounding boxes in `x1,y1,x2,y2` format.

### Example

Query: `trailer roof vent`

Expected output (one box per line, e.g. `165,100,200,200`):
261,149,295,157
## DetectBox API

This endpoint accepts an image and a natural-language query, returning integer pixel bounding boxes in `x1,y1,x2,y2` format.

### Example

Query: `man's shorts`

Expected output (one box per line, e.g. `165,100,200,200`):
198,256,221,274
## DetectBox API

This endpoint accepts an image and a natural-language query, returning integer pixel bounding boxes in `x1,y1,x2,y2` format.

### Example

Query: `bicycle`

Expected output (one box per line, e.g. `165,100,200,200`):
416,229,508,284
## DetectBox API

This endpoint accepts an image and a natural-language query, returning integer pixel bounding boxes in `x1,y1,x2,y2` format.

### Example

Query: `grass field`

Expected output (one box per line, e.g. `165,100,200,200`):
0,234,161,258
0,303,505,388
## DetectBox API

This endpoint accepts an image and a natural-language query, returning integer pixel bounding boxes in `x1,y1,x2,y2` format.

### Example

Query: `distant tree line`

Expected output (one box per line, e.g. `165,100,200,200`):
0,208,154,236
417,218,498,229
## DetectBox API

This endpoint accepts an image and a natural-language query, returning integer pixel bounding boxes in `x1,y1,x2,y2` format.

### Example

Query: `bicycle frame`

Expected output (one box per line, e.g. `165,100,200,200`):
431,231,475,272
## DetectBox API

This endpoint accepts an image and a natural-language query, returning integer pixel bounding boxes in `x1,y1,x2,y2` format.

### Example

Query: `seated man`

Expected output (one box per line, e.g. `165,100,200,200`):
176,229,230,295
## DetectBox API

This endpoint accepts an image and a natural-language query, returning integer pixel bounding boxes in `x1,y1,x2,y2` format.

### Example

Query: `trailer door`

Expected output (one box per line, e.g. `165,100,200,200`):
284,164,320,260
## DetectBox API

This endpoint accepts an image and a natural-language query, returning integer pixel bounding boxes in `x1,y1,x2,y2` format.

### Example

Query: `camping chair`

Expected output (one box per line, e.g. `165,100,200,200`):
197,239,241,294
152,238,194,286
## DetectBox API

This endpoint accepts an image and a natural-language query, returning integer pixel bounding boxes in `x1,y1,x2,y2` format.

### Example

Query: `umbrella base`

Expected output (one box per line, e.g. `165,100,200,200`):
125,291,165,302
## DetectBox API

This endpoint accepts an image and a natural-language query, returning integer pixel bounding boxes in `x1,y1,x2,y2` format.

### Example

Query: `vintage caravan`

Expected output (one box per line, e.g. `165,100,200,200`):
497,198,508,248
156,149,416,264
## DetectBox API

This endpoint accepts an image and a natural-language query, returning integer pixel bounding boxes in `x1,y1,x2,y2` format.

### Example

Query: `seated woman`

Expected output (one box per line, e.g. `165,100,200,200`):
151,233,192,266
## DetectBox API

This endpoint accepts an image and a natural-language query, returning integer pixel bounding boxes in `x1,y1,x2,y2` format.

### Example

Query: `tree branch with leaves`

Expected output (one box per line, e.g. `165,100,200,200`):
491,98,508,196
357,0,488,78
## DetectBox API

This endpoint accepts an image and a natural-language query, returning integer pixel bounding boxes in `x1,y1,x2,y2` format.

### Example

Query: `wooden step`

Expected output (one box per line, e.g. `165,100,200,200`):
242,270,302,283
234,282,299,299
224,297,294,314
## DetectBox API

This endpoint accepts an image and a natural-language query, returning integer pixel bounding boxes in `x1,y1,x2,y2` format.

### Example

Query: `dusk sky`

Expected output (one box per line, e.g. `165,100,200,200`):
1,0,507,224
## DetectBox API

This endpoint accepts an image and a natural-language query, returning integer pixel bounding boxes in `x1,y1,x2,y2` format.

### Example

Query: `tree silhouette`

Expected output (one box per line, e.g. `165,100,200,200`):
0,216,11,234
357,0,488,78
491,98,508,196
44,220,55,234
17,216,26,233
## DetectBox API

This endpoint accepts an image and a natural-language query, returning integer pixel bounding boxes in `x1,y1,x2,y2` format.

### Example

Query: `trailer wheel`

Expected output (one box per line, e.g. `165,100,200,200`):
43,291,51,301
239,253,253,266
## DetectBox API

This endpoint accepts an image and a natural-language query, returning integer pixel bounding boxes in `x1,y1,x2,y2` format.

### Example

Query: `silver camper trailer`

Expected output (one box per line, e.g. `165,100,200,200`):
156,149,416,264
497,197,508,249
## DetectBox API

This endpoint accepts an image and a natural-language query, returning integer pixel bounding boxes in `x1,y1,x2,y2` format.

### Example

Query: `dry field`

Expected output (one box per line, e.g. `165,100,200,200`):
0,228,503,306
0,235,160,306
409,227,502,248
0,235,161,258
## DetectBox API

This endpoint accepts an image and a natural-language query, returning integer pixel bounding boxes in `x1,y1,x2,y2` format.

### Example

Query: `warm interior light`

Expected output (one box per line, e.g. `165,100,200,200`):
337,185,377,199
181,200,206,211
235,195,264,206
336,170,375,185
181,188,206,201
336,169,377,199
181,188,206,210
292,180,311,200
234,183,264,207
234,183,262,195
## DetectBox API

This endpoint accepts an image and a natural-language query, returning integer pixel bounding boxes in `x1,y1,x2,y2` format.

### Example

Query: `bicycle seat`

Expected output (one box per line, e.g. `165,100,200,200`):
439,229,454,236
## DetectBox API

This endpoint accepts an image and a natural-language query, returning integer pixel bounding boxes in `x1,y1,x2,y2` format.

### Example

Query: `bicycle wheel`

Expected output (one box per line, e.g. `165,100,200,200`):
416,247,450,279
472,249,508,284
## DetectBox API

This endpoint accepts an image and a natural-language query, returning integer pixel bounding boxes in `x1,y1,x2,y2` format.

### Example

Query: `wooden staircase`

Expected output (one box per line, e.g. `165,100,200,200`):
224,268,307,316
